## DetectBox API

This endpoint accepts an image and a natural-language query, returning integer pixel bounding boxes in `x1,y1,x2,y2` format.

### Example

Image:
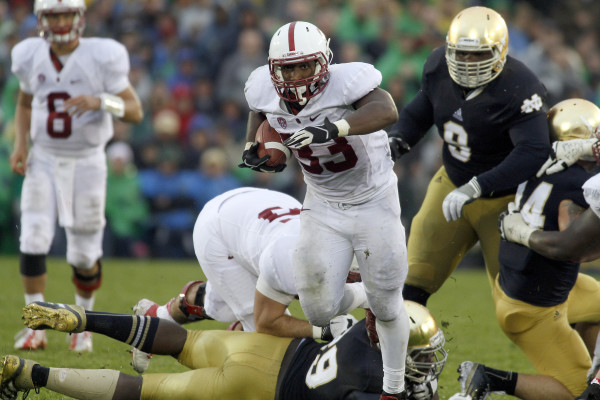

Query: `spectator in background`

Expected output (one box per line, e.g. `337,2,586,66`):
105,141,149,258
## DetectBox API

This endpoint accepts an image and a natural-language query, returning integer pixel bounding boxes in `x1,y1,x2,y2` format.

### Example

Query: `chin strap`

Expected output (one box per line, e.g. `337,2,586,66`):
178,280,213,321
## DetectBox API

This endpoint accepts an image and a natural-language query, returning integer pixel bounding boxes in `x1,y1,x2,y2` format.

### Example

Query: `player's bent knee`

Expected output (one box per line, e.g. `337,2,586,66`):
20,225,53,255
302,303,338,327
72,261,102,292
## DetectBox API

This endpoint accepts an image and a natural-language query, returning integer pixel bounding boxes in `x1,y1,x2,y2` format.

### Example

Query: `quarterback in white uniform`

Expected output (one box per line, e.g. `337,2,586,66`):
131,187,365,373
9,0,143,352
241,21,410,400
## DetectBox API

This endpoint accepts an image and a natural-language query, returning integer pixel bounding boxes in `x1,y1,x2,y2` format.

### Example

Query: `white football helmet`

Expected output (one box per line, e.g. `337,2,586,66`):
268,21,332,106
34,0,86,43
405,301,448,383
446,6,509,88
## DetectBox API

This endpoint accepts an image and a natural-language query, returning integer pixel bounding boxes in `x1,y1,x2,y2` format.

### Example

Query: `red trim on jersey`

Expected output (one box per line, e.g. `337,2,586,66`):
49,49,63,72
288,21,296,51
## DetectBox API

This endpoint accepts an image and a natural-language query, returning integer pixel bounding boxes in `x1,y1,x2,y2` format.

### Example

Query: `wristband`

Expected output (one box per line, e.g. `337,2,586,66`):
333,119,350,137
244,142,254,151
312,325,323,339
100,93,125,118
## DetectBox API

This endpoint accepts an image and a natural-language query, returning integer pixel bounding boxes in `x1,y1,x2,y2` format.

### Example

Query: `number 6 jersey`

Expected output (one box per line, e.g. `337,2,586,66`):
245,62,396,204
11,37,131,157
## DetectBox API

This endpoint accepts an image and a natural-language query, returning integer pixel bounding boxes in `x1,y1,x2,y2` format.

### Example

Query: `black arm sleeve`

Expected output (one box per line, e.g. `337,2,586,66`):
389,89,435,148
345,391,381,400
476,114,551,195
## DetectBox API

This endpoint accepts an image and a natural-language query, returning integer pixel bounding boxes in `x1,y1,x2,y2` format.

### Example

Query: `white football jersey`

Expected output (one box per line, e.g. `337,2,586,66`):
11,37,131,157
583,174,600,218
245,62,396,204
208,187,302,276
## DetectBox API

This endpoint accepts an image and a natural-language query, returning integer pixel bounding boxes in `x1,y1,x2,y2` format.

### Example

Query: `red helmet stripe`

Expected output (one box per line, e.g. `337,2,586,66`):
288,21,296,51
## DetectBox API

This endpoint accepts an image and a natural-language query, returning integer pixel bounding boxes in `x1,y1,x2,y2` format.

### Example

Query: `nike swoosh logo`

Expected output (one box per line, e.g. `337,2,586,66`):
227,255,234,260
309,114,321,122
70,79,81,84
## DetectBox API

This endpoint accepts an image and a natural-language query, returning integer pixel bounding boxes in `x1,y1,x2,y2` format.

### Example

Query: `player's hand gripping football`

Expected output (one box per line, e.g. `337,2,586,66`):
498,202,537,247
238,142,286,173
442,177,481,222
536,138,599,177
283,117,348,149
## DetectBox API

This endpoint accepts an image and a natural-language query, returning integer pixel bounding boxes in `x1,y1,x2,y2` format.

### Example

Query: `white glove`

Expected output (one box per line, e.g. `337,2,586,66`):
498,202,537,246
319,314,358,340
408,379,437,400
442,177,482,222
536,139,597,177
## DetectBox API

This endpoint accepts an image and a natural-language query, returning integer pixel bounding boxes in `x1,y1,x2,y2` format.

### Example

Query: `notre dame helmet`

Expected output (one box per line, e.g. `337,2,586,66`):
547,98,600,142
446,6,509,88
34,0,86,43
405,301,447,383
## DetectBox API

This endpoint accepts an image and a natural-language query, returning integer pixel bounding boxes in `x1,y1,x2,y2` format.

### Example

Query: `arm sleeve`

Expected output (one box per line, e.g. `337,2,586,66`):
476,114,551,195
389,89,434,147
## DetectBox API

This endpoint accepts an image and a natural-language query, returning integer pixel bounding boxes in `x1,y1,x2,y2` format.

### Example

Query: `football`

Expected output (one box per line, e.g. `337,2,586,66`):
256,120,290,167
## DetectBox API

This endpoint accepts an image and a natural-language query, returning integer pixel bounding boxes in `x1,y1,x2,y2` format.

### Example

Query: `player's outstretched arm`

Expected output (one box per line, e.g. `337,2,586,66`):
9,90,32,175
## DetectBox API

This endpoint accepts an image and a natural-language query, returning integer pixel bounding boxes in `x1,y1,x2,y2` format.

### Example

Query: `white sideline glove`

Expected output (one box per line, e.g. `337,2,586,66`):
536,139,597,177
318,314,358,340
442,177,482,222
498,202,537,246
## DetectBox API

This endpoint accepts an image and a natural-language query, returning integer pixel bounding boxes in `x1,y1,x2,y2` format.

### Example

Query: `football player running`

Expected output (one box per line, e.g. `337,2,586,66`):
452,99,600,400
9,0,143,352
1,300,446,400
241,21,410,400
387,6,551,309
131,187,365,373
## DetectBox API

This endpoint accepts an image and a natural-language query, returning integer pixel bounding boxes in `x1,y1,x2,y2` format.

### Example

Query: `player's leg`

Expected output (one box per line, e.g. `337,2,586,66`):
193,207,257,331
467,194,513,289
293,191,356,327
353,184,410,397
495,281,589,397
16,149,57,350
405,167,478,306
65,153,107,351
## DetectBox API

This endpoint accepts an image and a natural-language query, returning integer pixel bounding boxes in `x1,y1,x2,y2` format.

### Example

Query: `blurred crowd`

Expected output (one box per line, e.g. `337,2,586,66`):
1,0,599,258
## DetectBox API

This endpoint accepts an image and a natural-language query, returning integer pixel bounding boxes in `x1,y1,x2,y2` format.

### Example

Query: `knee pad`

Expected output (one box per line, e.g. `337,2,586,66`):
177,281,212,322
20,222,53,255
19,254,47,277
301,301,339,327
72,261,102,291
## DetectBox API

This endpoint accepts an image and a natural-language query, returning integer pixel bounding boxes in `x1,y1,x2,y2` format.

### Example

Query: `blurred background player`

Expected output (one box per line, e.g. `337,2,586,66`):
242,21,410,400
1,300,447,400
8,0,143,351
387,6,551,312
452,99,600,400
131,187,364,373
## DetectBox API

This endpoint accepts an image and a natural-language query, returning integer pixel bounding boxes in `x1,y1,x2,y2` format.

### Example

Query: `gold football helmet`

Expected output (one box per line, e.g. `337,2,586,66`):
405,301,448,383
446,6,509,88
547,98,600,142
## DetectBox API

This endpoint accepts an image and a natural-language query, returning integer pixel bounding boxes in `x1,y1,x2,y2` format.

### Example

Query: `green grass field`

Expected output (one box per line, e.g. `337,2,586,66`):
1,256,588,399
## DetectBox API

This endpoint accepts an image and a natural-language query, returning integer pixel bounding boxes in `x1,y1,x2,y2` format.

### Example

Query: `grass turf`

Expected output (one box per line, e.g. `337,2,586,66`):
1,256,588,399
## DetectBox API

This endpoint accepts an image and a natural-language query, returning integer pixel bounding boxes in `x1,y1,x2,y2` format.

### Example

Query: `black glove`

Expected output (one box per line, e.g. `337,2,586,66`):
283,117,340,148
238,142,286,173
388,136,411,161
577,379,600,400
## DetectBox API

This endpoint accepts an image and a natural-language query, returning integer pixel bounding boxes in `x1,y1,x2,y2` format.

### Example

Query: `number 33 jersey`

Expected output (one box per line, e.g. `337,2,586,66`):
245,62,396,204
11,37,131,157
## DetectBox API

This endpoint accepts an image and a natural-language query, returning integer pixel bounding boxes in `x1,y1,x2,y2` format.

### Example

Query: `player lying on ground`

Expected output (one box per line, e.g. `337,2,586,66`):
0,301,446,400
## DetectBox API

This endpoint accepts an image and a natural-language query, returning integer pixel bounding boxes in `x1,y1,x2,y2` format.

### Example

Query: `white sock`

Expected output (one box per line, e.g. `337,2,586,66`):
377,307,409,394
75,293,95,311
46,368,119,400
25,293,44,305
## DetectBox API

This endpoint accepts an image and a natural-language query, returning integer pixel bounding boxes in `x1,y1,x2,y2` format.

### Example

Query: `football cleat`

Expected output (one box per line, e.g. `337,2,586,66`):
0,355,37,400
452,361,497,400
68,331,93,352
22,302,86,333
13,328,47,351
130,299,158,373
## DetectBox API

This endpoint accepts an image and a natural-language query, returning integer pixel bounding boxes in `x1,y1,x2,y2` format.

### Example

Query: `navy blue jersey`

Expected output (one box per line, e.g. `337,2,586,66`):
498,165,593,306
395,46,550,196
277,320,383,400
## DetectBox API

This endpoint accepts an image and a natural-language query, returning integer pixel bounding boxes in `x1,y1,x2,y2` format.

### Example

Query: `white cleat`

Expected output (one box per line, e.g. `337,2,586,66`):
14,328,47,351
130,299,158,373
68,331,93,352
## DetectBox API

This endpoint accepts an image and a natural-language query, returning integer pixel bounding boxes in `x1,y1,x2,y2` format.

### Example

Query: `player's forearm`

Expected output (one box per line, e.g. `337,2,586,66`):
255,313,314,338
528,231,584,261
121,97,144,123
14,105,31,150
